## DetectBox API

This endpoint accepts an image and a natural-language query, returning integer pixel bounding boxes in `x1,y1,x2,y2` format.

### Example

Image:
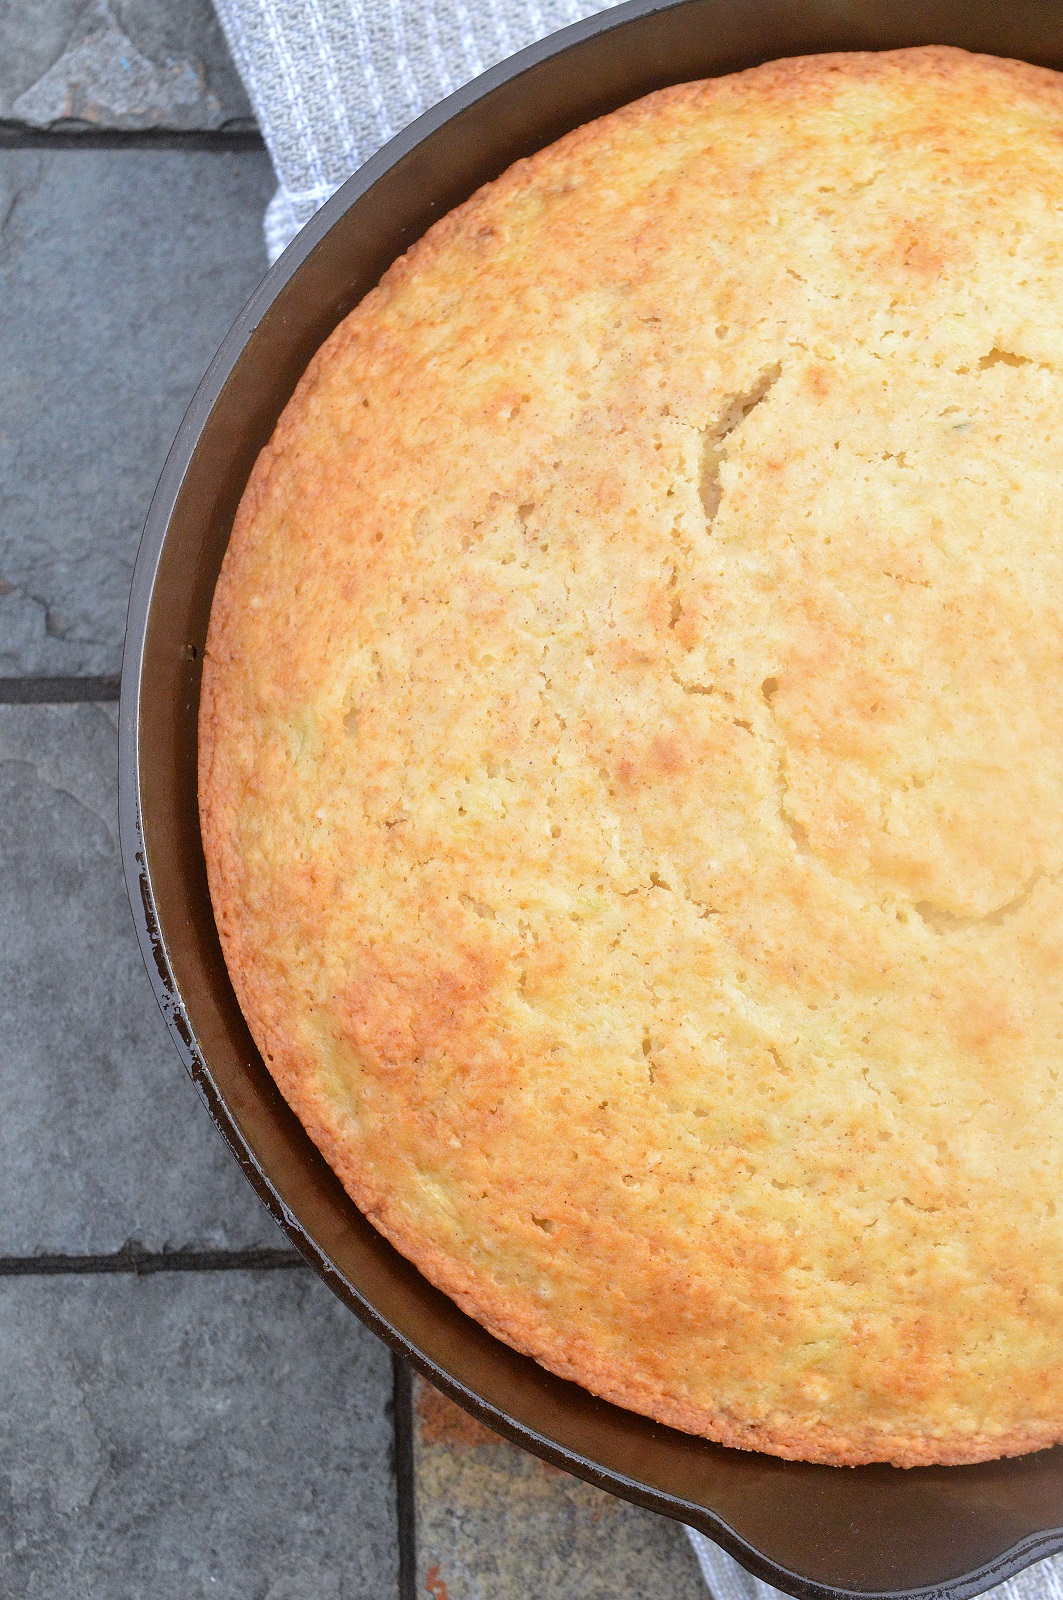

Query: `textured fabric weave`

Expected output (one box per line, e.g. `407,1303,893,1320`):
207,3,1063,1594
686,1533,1063,1600
210,0,616,257
687,1533,1063,1600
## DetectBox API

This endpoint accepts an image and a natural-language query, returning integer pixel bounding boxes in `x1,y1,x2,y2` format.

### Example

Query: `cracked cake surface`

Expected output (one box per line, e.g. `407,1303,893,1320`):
200,46,1063,1465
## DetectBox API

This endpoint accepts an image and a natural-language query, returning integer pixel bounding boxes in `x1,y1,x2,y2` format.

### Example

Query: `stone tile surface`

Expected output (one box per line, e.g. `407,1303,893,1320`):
0,1269,397,1599
413,1377,706,1599
0,702,283,1252
0,0,253,130
0,145,273,676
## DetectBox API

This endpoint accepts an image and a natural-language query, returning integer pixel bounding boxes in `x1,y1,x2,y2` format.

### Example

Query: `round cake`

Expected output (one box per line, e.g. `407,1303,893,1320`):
200,46,1063,1466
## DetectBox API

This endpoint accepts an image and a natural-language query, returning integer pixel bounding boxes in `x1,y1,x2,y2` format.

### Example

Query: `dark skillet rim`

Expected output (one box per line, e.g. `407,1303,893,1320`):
119,3,1063,1594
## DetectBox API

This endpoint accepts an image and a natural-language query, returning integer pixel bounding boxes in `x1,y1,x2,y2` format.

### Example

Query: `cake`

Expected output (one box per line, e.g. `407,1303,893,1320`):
199,46,1063,1465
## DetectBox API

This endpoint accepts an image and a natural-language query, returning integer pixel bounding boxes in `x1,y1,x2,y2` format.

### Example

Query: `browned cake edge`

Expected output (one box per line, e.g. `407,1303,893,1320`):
199,46,1063,1467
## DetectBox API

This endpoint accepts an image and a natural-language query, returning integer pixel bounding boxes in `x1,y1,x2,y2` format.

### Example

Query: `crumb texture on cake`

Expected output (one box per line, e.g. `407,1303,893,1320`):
200,46,1063,1466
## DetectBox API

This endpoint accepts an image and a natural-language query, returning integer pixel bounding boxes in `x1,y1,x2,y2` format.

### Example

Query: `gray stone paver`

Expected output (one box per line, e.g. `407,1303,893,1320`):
0,10,412,1597
413,1376,706,1599
0,702,283,1253
0,0,254,130
0,144,273,677
0,1270,397,1600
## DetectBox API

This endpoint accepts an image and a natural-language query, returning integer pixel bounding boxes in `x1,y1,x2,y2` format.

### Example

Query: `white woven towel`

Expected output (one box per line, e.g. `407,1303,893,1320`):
688,1532,1063,1600
211,0,616,258
207,1,1063,1594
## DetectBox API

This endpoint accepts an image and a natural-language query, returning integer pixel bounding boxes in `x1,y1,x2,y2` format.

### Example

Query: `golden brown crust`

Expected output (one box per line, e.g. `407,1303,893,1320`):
201,47,1063,1466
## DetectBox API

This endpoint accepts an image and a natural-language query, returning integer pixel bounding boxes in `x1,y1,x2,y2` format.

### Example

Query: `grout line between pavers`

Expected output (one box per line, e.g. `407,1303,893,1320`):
392,1352,418,1600
0,1245,309,1276
0,677,120,704
0,121,265,151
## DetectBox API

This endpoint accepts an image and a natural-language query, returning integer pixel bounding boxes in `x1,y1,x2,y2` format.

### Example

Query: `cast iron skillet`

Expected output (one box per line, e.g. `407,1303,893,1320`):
119,2,1063,1594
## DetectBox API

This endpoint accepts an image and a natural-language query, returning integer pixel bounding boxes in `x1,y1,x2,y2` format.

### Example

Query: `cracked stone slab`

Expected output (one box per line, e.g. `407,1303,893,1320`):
412,1376,706,1599
0,0,254,130
0,145,273,676
0,702,284,1253
0,1270,397,1599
